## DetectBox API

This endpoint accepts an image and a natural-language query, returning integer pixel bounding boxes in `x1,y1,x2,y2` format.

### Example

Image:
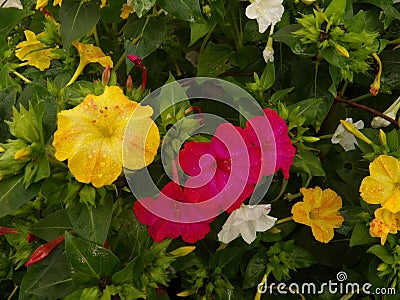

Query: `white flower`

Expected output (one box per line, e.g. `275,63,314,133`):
331,118,364,151
371,96,400,129
0,0,23,8
217,204,277,244
245,0,284,33
263,45,274,63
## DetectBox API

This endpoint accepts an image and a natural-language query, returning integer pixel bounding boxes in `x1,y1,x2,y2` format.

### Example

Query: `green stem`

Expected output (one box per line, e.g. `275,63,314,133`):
93,25,100,47
113,51,126,73
270,179,288,202
285,192,302,201
275,216,294,225
340,81,348,96
13,71,31,83
350,93,373,103
318,134,333,139
7,285,18,300
387,37,400,45
200,22,217,52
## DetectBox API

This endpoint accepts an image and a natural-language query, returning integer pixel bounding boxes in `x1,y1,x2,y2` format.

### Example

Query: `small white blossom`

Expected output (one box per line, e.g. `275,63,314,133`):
371,96,400,129
245,0,284,34
331,118,364,151
0,0,22,8
263,45,274,63
218,204,277,244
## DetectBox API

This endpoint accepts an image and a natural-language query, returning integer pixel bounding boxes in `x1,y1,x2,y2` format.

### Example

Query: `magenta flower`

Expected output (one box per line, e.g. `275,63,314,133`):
133,182,212,243
245,108,295,179
179,123,261,213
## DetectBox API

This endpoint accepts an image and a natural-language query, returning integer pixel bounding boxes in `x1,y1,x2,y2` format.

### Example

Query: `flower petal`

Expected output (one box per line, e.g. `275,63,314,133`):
360,176,395,205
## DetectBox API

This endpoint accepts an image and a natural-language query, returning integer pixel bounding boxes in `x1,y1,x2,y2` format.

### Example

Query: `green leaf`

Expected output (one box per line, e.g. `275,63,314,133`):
134,0,156,18
112,255,146,285
65,232,122,286
59,0,101,49
23,252,75,298
292,245,318,268
367,245,394,264
360,0,400,28
25,254,75,299
31,210,73,241
260,62,275,91
0,8,33,36
189,22,211,46
30,83,57,144
350,222,377,246
67,194,113,245
243,251,268,289
0,175,40,218
209,247,245,279
157,0,204,22
197,42,235,77
325,0,347,18
125,16,166,72
288,97,333,131
0,86,18,143
292,147,326,177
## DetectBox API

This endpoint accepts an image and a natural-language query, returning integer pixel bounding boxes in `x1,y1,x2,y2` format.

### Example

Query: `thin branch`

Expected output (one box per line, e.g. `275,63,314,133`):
335,95,399,128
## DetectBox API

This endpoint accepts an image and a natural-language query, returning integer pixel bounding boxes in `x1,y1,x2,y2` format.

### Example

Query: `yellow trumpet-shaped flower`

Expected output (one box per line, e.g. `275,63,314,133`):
53,86,160,188
369,208,400,245
360,155,400,213
67,41,113,86
15,30,58,71
291,186,344,243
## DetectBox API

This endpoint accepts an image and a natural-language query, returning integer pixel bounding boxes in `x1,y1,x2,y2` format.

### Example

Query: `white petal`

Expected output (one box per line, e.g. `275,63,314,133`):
240,222,257,244
245,4,258,19
0,0,23,8
218,226,239,243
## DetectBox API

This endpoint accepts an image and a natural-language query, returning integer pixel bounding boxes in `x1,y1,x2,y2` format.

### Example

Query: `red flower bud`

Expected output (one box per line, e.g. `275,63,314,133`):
25,234,65,267
126,75,133,92
127,55,144,71
102,66,111,85
26,233,37,243
0,226,20,235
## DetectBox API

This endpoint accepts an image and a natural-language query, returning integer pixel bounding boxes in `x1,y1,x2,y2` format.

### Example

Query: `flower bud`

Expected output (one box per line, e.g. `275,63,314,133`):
0,146,5,153
302,136,320,143
126,75,133,92
102,66,111,85
14,147,32,161
378,129,387,147
169,246,195,257
340,120,373,145
335,44,350,58
377,262,389,272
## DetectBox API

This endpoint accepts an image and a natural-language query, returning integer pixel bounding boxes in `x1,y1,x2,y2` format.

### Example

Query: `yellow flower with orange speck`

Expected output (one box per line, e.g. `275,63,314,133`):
291,186,344,243
360,155,400,213
369,208,400,245
67,41,113,86
53,85,159,188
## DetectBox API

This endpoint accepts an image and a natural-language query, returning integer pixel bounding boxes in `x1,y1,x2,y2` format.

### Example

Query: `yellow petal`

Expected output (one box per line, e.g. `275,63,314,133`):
382,186,400,213
369,218,390,245
15,30,57,71
54,86,159,187
73,41,113,68
360,176,395,205
300,186,322,208
375,208,397,233
291,201,312,226
35,0,48,9
320,188,343,211
369,155,400,183
120,4,134,19
310,222,335,243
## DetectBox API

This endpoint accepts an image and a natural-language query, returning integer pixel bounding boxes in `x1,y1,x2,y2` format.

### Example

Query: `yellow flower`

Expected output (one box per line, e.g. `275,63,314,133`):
291,186,344,243
15,30,58,71
360,155,400,213
120,3,134,19
67,41,113,86
369,208,400,245
53,85,159,188
35,0,62,10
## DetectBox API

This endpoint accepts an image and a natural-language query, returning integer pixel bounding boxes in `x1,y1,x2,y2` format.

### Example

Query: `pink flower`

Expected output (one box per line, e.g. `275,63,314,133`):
245,108,295,179
179,123,261,213
133,182,212,243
